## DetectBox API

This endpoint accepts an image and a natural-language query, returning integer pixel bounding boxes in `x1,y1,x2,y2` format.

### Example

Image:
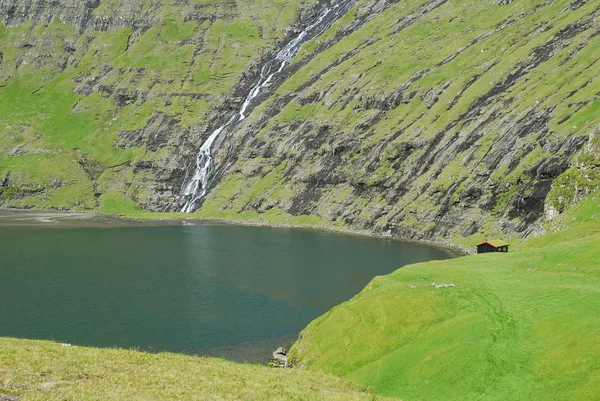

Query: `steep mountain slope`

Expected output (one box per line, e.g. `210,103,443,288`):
0,337,394,400
0,0,318,212
1,0,599,247
203,0,600,246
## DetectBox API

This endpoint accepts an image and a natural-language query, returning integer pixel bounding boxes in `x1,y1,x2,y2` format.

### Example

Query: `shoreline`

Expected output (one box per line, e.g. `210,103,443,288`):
0,208,470,256
1,208,465,367
0,209,148,228
122,212,470,256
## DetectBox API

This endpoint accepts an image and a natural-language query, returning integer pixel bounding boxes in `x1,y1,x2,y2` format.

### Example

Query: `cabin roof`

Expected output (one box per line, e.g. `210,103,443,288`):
476,241,510,248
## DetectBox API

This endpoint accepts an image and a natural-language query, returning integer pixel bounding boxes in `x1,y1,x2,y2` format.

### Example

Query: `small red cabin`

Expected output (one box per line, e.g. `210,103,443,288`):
476,241,509,254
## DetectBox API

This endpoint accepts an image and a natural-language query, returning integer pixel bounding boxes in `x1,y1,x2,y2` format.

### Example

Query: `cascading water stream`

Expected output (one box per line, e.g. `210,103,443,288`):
179,0,356,213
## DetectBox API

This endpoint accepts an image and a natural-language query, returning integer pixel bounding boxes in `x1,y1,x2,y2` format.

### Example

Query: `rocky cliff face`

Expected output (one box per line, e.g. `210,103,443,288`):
199,0,600,246
1,0,256,31
1,0,102,29
1,0,599,247
0,0,320,212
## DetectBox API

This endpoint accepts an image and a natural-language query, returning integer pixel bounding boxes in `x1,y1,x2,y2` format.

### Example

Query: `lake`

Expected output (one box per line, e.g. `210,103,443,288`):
0,224,453,362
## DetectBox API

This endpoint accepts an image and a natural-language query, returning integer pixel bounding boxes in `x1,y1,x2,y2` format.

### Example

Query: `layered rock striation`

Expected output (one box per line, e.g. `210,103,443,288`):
0,0,321,212
201,0,600,245
1,0,599,246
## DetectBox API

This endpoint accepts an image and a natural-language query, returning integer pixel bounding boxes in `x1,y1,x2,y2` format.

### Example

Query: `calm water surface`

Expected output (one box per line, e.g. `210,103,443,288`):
0,225,453,362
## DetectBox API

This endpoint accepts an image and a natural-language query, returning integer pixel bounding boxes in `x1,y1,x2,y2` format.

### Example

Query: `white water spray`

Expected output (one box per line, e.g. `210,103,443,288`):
179,0,355,213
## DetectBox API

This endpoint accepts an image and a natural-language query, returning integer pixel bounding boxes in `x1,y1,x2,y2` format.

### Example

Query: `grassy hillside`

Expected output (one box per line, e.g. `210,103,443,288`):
2,2,600,397
0,337,394,401
1,0,598,249
288,191,600,400
0,0,316,212
203,0,600,245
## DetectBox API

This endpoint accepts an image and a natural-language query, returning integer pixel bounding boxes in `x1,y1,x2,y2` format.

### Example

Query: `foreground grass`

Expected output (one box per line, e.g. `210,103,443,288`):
289,228,600,400
0,338,394,401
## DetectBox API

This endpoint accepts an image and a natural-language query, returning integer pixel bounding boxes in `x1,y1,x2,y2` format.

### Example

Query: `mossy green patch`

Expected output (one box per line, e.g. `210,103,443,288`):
278,103,322,123
160,18,198,42
99,194,141,213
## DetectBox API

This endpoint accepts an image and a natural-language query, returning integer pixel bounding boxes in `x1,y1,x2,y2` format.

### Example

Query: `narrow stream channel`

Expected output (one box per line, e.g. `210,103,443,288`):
179,0,356,212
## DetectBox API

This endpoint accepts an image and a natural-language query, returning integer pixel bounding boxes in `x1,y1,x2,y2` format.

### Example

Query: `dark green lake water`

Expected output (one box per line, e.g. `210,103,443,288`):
0,224,453,362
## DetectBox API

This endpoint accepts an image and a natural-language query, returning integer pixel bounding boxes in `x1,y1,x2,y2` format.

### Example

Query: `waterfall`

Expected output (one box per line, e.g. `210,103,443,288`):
179,0,356,213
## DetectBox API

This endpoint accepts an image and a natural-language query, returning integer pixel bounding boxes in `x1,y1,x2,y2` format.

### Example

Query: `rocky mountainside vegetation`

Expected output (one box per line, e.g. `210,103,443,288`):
0,0,320,211
1,0,599,247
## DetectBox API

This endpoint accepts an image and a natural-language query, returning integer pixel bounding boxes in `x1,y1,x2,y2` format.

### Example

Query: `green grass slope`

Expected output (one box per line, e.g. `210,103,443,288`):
289,193,600,400
0,0,316,212
0,337,394,401
203,0,600,245
1,0,599,250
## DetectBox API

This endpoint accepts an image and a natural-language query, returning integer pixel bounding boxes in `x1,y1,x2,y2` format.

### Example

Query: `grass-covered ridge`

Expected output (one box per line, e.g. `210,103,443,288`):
288,191,600,400
0,337,394,401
